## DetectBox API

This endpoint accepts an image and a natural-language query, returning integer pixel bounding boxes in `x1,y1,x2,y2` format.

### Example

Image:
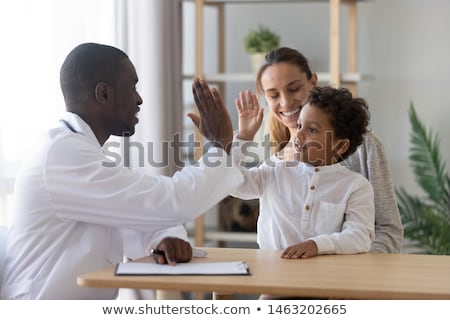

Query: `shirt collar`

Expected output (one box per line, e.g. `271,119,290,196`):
305,162,342,173
60,112,102,148
269,155,343,172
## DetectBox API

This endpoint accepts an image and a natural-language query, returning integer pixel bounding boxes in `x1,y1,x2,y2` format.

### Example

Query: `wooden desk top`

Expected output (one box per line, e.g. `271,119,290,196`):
77,247,450,299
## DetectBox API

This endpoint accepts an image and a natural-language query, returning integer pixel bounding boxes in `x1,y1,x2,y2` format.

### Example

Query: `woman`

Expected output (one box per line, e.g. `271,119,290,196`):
235,47,403,253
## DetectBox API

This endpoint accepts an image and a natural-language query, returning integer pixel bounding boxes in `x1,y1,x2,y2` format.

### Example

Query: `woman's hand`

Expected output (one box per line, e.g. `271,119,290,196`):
235,90,264,141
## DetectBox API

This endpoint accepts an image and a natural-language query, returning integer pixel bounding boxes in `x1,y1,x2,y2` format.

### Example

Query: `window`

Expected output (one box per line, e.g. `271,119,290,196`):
0,0,116,225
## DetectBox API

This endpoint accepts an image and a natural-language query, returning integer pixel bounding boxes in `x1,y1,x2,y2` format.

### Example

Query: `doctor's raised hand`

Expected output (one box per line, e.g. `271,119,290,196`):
188,77,234,154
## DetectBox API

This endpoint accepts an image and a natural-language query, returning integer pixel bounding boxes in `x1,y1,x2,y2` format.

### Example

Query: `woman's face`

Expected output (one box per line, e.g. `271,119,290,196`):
261,62,316,134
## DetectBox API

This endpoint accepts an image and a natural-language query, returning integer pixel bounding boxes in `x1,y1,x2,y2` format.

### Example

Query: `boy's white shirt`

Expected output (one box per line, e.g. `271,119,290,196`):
231,138,375,254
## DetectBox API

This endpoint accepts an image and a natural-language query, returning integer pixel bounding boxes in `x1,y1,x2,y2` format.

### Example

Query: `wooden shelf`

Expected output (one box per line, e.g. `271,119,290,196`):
188,228,257,243
183,0,363,247
183,72,366,84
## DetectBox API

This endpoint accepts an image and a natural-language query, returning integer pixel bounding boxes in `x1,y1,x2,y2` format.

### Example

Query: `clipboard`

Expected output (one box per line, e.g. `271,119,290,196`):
115,261,250,276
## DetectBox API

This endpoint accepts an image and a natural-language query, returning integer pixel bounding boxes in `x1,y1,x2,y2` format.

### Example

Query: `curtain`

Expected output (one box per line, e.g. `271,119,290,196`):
114,0,183,177
113,0,185,300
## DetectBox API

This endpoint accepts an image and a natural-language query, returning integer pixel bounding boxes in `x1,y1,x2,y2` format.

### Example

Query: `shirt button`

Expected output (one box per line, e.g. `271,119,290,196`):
310,185,316,190
305,205,310,211
315,168,320,172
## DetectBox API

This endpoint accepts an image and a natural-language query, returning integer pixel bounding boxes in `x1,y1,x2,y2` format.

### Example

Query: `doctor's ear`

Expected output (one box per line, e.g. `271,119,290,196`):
94,82,112,104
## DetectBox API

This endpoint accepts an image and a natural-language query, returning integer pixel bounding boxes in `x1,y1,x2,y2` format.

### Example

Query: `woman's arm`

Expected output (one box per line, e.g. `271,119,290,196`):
342,130,404,253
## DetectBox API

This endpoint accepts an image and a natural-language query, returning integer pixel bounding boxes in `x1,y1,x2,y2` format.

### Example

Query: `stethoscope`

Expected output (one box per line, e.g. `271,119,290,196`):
60,119,81,134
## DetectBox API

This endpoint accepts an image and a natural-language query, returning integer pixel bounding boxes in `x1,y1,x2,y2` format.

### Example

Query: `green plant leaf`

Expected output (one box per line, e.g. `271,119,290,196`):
408,102,450,210
396,103,450,255
244,25,280,54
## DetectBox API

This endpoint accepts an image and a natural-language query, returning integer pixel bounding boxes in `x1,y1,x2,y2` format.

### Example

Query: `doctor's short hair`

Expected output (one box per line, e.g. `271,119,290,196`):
60,42,129,109
305,86,370,160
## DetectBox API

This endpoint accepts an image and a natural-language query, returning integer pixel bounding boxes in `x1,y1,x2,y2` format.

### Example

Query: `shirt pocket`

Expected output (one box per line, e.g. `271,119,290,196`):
314,201,346,235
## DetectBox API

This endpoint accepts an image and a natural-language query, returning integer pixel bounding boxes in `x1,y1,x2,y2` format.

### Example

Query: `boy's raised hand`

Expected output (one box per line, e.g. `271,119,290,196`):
235,90,264,141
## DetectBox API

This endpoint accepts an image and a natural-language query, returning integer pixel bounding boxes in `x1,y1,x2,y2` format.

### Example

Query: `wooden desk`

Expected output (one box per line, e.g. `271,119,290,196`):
77,247,450,299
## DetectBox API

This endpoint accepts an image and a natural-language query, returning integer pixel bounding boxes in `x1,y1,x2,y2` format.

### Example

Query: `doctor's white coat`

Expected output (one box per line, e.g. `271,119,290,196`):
1,112,243,299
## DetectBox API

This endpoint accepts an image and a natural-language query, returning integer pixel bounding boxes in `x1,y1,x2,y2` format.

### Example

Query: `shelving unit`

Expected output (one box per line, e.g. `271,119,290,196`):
183,0,363,247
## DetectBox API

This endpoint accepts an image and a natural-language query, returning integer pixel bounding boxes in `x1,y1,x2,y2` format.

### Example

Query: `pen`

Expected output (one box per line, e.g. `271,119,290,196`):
151,248,208,257
151,249,165,256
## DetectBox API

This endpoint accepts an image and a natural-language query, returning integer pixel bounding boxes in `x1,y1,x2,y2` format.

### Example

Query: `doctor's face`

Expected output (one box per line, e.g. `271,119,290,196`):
108,58,143,137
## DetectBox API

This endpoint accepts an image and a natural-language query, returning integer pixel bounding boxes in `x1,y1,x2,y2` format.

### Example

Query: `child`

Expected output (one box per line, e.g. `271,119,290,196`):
232,86,375,259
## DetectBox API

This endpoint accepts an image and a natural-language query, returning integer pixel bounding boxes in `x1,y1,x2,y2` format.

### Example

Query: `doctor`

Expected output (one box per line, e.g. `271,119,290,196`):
1,43,243,299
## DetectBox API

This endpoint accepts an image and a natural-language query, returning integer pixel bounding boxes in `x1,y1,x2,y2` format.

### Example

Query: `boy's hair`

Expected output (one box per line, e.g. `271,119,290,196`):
306,86,370,161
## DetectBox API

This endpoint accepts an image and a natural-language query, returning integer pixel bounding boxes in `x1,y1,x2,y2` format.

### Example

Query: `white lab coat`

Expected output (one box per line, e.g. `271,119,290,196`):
1,112,243,299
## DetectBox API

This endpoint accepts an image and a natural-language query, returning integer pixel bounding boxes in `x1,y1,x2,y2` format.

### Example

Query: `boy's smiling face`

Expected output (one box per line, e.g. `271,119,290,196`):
294,103,348,166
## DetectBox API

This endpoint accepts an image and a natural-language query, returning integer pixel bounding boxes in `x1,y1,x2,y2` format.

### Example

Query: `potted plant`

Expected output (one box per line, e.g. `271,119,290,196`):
396,103,450,254
243,25,280,73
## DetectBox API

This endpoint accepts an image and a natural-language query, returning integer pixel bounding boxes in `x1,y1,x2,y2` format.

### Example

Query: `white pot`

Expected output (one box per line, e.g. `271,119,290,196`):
249,52,267,74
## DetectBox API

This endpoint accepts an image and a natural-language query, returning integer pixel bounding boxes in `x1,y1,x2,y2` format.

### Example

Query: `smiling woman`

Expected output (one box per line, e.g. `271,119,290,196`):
0,0,116,226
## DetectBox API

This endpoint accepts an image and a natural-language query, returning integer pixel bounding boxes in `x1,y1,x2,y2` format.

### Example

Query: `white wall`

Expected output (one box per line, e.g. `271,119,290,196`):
187,0,450,196
357,0,450,195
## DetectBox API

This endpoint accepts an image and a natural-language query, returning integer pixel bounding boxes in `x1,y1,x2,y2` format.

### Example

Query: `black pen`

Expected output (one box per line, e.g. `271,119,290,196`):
151,248,208,258
151,249,165,256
